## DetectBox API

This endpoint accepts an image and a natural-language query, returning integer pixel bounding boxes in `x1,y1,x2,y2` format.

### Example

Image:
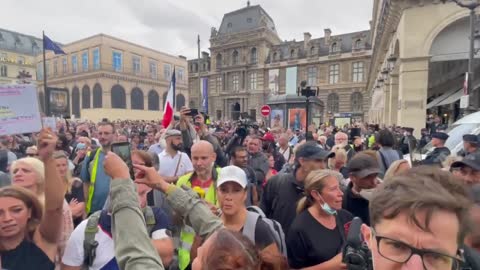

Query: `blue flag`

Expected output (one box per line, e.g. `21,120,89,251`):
43,34,65,55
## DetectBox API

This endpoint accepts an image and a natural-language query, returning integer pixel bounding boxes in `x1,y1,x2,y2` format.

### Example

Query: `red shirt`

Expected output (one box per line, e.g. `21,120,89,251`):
191,177,213,193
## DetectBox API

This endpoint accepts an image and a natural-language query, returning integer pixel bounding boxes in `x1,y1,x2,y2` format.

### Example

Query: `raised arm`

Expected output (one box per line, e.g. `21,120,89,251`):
37,129,66,244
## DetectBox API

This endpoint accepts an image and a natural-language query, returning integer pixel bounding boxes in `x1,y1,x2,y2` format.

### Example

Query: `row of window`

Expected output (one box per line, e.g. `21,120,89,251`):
326,92,364,113
0,53,26,65
215,47,257,68
274,39,365,61
39,49,183,81
307,62,364,85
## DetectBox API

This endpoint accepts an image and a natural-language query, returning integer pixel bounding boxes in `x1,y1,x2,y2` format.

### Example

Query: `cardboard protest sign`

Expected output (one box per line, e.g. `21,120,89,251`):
0,84,42,136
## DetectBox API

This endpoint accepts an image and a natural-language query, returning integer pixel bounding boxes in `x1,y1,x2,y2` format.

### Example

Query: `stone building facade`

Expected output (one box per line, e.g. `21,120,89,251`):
37,34,188,122
189,4,372,123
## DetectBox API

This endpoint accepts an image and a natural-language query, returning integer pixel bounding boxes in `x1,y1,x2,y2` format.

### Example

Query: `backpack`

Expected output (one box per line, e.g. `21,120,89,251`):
244,205,287,257
83,206,156,266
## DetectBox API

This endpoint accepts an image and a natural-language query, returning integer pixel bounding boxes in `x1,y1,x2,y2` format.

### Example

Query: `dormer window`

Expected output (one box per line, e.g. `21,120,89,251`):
331,42,338,53
273,52,278,61
227,22,233,28
290,49,296,58
310,46,315,55
354,39,363,50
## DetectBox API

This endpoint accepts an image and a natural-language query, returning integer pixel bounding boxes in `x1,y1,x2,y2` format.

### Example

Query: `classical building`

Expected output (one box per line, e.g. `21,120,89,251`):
189,3,372,125
37,34,188,122
368,0,480,135
0,28,42,85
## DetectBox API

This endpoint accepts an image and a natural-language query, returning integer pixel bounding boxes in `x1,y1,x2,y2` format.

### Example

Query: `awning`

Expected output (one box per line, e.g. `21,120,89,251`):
426,87,459,109
436,89,463,106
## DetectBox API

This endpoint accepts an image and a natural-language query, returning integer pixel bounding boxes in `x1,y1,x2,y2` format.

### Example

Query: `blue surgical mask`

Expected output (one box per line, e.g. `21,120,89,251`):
317,192,337,215
321,202,337,215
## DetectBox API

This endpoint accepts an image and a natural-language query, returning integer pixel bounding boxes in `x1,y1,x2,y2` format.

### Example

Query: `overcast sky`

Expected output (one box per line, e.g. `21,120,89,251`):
2,0,373,59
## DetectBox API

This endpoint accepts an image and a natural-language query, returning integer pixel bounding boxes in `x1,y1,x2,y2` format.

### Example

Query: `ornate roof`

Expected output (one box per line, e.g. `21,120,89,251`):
217,4,278,36
0,28,44,56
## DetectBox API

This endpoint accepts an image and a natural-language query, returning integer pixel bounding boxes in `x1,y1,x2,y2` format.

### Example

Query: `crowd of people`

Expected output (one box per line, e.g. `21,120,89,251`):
0,107,479,270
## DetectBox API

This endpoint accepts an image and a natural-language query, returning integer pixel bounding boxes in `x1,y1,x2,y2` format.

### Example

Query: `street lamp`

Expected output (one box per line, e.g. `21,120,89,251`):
298,80,318,135
443,0,480,112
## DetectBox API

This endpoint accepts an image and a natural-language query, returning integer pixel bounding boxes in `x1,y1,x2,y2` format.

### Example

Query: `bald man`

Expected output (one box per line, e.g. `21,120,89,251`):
176,140,220,269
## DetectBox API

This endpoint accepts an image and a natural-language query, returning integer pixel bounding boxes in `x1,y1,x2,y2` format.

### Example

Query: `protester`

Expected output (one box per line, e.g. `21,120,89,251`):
81,121,115,215
247,136,270,183
230,146,258,206
261,142,333,235
261,133,285,172
0,128,65,270
328,145,349,179
278,134,293,162
376,129,402,178
459,134,480,157
216,165,280,256
287,170,352,269
343,153,380,226
450,152,480,186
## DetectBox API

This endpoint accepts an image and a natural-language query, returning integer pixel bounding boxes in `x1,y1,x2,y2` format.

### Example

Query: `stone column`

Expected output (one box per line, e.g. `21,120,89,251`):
389,73,399,126
383,85,391,126
397,57,429,138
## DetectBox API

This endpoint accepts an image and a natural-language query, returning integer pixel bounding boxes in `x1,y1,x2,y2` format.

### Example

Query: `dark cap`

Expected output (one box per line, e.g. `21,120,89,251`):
451,152,480,171
348,153,381,179
463,134,479,144
432,132,449,141
295,142,335,161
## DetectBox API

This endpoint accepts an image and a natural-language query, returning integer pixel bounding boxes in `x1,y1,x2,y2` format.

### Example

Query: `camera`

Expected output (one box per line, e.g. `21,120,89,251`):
343,217,373,270
235,112,258,138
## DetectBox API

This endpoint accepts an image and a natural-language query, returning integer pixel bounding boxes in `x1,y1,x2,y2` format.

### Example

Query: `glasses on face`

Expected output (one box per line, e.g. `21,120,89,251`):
371,228,463,270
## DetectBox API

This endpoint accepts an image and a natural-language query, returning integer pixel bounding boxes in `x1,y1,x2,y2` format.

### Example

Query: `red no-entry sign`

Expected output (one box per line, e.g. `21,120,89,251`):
261,105,271,117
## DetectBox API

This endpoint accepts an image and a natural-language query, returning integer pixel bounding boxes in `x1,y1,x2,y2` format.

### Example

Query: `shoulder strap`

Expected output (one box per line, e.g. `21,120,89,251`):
83,211,101,266
144,206,156,234
335,214,346,248
378,150,389,171
247,205,267,218
243,211,260,244
173,153,183,176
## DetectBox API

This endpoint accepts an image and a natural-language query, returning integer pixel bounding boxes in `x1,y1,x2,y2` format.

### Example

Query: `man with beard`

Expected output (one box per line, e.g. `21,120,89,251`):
81,121,115,215
157,129,193,183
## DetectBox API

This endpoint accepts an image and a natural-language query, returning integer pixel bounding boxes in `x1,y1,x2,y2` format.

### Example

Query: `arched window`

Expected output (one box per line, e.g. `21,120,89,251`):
193,63,198,72
148,90,159,111
290,49,295,58
273,52,278,61
216,53,222,68
250,47,257,64
331,42,338,53
162,92,168,109
72,86,80,117
232,50,239,65
38,91,45,113
310,46,315,55
131,87,144,110
351,92,363,112
327,93,339,113
93,83,102,108
111,85,126,109
176,94,185,111
81,85,90,109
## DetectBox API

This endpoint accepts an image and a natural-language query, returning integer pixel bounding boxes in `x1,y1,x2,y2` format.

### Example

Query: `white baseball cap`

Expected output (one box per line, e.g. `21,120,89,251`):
217,165,248,189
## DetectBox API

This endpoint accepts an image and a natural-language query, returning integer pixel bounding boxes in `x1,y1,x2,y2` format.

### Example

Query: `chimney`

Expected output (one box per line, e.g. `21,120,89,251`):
202,51,209,59
303,32,311,49
324,28,332,45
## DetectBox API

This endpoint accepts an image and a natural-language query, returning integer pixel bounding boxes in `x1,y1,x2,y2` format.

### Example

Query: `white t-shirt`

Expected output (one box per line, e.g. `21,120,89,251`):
61,219,116,270
157,150,193,177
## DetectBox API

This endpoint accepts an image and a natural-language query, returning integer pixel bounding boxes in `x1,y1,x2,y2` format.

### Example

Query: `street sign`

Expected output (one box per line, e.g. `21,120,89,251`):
460,95,469,109
261,105,271,117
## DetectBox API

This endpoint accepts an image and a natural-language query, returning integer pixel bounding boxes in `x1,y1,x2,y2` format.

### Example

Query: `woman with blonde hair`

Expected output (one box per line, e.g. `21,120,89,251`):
328,145,349,179
286,169,353,269
10,156,46,203
0,129,65,270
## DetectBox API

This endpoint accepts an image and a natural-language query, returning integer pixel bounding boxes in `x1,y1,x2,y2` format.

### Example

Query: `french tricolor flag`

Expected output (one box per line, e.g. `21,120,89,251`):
162,69,176,128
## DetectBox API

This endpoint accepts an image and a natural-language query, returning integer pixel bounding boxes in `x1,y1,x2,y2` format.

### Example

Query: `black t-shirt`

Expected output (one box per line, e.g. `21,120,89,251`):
287,209,353,269
1,240,55,270
342,183,370,226
65,179,85,227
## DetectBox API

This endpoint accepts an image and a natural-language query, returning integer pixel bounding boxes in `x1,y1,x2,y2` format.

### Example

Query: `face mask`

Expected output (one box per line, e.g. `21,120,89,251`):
317,192,337,215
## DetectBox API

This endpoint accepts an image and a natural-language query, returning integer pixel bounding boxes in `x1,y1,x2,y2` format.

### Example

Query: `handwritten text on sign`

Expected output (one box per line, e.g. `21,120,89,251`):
0,84,42,136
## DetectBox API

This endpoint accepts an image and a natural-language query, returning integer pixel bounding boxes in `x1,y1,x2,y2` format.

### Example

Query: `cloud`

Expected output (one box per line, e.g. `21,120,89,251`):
1,0,373,58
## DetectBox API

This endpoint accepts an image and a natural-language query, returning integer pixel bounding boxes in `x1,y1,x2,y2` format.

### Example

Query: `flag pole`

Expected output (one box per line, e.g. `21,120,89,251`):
198,34,202,112
42,31,48,117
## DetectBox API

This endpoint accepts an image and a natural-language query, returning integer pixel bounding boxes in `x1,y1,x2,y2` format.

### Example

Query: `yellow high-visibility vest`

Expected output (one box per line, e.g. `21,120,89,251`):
85,148,102,214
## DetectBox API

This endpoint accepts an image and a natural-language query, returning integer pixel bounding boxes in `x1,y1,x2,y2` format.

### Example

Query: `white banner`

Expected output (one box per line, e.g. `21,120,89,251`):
0,84,42,136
